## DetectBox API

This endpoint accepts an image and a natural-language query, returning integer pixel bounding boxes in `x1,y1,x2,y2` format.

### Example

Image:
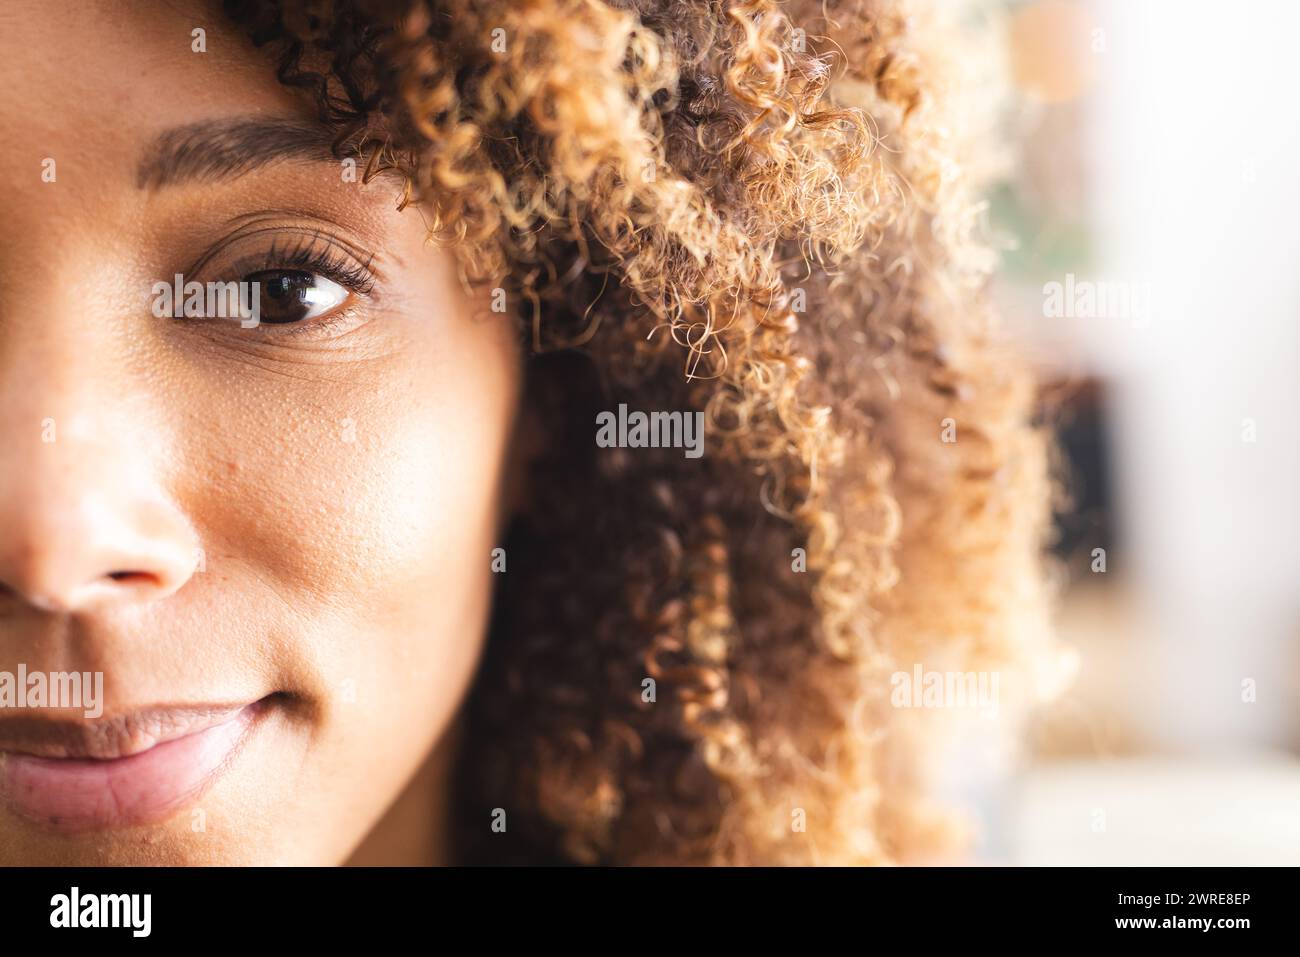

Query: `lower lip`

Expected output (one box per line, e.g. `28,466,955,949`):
0,704,264,832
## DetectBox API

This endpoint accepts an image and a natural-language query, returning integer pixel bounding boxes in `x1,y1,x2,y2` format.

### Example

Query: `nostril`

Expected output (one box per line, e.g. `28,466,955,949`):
107,570,154,584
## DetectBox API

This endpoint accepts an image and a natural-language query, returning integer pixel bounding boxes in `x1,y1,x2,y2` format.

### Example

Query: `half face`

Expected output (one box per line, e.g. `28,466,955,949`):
0,0,520,863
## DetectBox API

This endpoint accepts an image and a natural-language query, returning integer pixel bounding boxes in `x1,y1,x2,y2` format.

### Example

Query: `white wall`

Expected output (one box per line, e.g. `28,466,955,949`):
1086,0,1300,750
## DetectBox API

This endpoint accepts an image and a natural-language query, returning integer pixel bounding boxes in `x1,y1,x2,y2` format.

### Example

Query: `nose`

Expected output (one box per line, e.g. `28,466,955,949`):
0,210,206,615
0,353,198,616
0,420,199,612
0,469,199,613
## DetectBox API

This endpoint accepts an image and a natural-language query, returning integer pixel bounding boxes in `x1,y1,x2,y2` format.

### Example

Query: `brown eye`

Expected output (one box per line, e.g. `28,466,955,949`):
245,270,349,324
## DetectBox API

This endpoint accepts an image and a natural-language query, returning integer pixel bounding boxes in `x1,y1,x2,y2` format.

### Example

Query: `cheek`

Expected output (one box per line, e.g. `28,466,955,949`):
175,303,520,749
338,336,519,712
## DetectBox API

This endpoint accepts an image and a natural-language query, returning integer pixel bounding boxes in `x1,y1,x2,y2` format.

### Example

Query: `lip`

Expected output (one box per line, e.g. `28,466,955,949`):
0,699,270,832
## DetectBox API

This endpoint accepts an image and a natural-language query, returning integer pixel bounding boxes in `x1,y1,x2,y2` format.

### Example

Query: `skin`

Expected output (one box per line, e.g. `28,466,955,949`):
0,0,520,863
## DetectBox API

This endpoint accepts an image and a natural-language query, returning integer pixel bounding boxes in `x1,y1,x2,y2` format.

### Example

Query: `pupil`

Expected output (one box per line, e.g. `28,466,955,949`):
267,272,309,300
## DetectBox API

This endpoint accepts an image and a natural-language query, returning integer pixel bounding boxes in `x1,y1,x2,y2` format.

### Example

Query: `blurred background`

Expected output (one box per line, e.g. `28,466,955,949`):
983,0,1300,865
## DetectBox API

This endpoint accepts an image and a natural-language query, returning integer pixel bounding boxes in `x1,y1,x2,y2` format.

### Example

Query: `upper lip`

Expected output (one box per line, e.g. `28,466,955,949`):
0,703,258,761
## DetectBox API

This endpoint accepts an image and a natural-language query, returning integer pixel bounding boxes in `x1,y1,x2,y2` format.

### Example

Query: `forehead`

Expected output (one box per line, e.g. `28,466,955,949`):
0,0,310,198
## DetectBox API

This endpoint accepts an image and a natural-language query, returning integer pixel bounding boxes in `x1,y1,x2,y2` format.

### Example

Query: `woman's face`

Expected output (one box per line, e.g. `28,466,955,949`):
0,1,520,863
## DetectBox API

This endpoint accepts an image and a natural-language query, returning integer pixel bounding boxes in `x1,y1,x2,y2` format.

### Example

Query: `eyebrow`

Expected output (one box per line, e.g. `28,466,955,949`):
136,117,346,190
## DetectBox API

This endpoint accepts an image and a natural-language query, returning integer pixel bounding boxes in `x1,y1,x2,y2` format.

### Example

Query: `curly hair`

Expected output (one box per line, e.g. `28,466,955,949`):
223,0,1064,864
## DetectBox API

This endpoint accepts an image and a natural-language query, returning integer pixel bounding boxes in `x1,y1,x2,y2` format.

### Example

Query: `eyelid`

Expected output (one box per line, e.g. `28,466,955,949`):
188,222,379,286
255,302,368,341
198,230,377,295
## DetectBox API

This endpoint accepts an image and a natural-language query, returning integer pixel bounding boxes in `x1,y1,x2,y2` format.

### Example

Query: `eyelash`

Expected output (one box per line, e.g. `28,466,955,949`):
253,233,376,297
